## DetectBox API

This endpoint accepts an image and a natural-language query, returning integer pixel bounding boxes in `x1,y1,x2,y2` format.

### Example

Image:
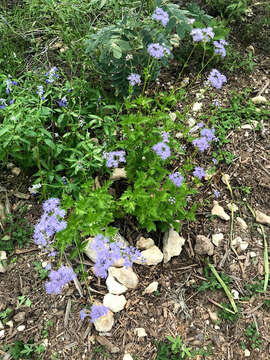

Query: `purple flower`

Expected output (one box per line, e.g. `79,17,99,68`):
45,266,76,295
191,28,204,42
187,18,195,25
193,166,205,180
36,85,45,100
80,308,88,321
192,137,210,152
6,78,17,94
214,189,220,198
0,99,7,110
45,264,52,270
152,142,171,160
104,150,126,168
90,305,109,322
161,131,169,143
214,40,228,58
147,43,170,59
152,7,169,27
58,97,67,107
127,73,141,86
203,27,215,41
45,67,58,84
213,99,221,107
191,27,214,42
43,198,61,213
169,172,184,187
212,158,218,165
9,99,14,104
207,69,227,89
200,128,216,142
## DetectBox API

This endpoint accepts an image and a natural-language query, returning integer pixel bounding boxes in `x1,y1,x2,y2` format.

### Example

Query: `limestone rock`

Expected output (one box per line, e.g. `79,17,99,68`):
136,237,154,250
227,203,239,212
251,95,267,104
211,201,230,221
11,167,21,176
236,217,248,230
123,354,133,360
14,312,26,322
106,274,127,295
134,327,147,338
17,325,25,332
195,235,214,256
192,102,202,112
143,281,158,295
0,321,4,330
108,267,138,289
103,293,126,313
134,245,163,265
255,210,270,226
93,309,114,332
212,233,224,247
110,168,127,181
0,330,5,339
0,251,7,273
163,229,185,263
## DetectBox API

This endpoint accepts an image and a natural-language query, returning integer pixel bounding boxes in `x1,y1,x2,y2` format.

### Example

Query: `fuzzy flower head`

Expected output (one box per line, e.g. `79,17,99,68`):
152,7,169,27
207,69,227,89
45,67,59,84
104,150,126,168
152,142,171,160
90,305,109,323
169,172,184,187
191,27,214,42
161,131,169,143
147,43,170,59
214,189,220,198
193,166,205,180
192,137,210,152
127,73,141,87
45,266,76,295
200,128,217,142
213,40,228,58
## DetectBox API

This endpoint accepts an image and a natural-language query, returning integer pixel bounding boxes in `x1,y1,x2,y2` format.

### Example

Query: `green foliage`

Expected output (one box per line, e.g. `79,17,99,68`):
245,279,265,295
0,307,12,324
55,180,118,256
197,266,232,292
34,261,49,280
155,336,212,359
206,0,251,21
2,340,45,360
0,205,33,253
242,322,263,350
217,303,241,323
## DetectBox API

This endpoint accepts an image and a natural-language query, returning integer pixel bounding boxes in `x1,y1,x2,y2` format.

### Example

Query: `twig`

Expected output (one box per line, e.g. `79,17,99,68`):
64,298,71,327
207,297,235,314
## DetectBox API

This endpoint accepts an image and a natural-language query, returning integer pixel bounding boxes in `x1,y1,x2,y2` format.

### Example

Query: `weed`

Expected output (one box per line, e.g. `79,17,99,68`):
0,307,12,324
197,267,232,292
245,280,265,295
16,295,31,309
92,345,110,359
217,303,241,322
34,261,49,280
0,205,33,253
2,340,45,360
42,320,53,338
241,322,263,350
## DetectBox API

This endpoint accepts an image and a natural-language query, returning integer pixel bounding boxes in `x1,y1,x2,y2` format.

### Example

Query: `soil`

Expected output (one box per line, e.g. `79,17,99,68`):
0,2,270,360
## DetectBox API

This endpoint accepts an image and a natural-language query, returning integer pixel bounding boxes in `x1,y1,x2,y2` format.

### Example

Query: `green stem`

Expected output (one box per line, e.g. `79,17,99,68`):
177,44,197,82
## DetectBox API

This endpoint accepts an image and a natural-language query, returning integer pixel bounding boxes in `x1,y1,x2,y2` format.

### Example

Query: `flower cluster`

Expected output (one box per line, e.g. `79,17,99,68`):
152,142,171,160
91,234,144,278
6,78,17,94
161,131,169,143
147,43,170,59
45,67,59,84
213,40,228,58
152,7,169,27
104,150,126,168
207,69,227,89
127,73,141,87
33,198,67,249
192,127,217,152
36,85,45,101
58,97,67,107
169,172,184,187
45,265,76,294
191,27,214,42
193,166,205,180
80,304,110,322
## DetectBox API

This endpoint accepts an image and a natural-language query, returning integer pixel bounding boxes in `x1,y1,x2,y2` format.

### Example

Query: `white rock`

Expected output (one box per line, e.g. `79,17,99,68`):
239,241,249,252
244,348,251,357
241,124,253,130
6,320,13,328
227,203,239,212
221,174,230,185
143,281,158,295
110,168,127,181
195,235,214,256
134,327,147,338
134,245,163,265
123,354,133,360
0,330,5,339
192,102,202,112
136,237,154,250
232,236,242,247
236,217,248,230
93,309,114,332
11,167,21,176
0,251,7,273
106,274,128,295
108,267,138,289
0,321,4,330
255,210,270,226
250,251,257,258
251,95,267,104
163,229,185,263
231,289,239,300
103,294,126,313
17,325,25,332
211,201,230,221
169,112,177,121
208,310,218,323
212,233,224,247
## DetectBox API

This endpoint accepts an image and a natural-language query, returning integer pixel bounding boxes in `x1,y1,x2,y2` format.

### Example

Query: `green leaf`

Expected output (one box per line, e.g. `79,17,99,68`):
111,43,122,59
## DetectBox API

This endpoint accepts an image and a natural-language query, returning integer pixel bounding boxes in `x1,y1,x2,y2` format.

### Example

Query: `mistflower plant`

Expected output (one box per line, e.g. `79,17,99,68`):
152,7,169,27
104,150,126,168
213,40,228,58
90,305,109,322
45,67,58,84
191,27,215,42
193,166,206,180
127,73,141,87
152,142,171,160
147,43,170,59
45,265,76,295
169,172,184,187
207,69,227,89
